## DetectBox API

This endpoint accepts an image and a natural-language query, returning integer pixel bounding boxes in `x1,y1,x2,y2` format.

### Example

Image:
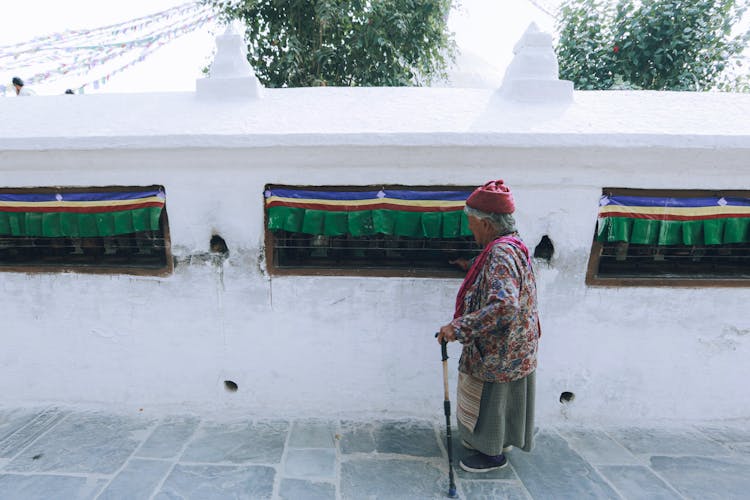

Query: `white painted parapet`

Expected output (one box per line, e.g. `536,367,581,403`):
499,22,573,103
196,23,263,99
1,77,750,425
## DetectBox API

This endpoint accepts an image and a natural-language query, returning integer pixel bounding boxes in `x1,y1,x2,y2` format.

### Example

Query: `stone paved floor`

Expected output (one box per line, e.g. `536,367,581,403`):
1,407,749,499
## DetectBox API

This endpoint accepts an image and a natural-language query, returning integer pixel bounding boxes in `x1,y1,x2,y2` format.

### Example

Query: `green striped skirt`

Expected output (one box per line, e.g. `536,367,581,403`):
458,370,536,456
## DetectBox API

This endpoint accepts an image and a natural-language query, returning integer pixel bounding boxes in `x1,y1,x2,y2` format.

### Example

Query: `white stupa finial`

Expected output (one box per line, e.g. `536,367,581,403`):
196,22,263,99
499,22,573,103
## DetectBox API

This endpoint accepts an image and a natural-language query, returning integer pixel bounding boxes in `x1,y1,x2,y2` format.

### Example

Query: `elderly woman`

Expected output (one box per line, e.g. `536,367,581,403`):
437,179,540,473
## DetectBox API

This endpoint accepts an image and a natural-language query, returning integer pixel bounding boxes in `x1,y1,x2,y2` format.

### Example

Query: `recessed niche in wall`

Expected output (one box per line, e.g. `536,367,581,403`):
587,188,750,286
534,235,554,261
264,184,480,277
0,185,171,275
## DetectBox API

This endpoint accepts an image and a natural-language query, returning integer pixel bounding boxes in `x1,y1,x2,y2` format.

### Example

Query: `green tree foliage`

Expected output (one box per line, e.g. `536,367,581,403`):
555,0,750,90
206,0,455,87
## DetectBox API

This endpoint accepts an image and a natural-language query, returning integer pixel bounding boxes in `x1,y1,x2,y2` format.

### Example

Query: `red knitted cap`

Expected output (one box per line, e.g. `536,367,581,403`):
466,180,515,214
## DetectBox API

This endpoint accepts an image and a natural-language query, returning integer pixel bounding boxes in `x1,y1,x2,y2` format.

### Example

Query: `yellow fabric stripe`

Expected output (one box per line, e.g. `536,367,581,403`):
265,195,465,209
599,205,750,217
0,196,165,209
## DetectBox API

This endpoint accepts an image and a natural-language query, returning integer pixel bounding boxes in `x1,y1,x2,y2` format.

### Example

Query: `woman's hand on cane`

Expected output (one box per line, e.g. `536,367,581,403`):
437,324,457,344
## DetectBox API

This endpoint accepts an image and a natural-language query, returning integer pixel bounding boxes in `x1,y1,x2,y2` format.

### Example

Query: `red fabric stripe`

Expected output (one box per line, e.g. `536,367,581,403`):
599,211,750,221
0,201,165,214
266,200,464,213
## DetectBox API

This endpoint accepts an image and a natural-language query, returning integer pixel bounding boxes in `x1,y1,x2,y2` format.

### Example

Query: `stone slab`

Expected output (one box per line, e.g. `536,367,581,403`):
597,465,682,500
341,420,442,457
339,421,376,454
136,415,200,459
98,458,172,500
557,428,640,465
0,409,42,445
650,455,750,500
180,420,287,464
288,420,337,449
284,448,336,479
728,442,750,454
5,412,152,474
279,478,336,500
341,457,445,499
696,425,750,445
607,427,730,457
0,473,106,500
0,408,67,459
460,480,531,500
510,430,620,500
374,420,442,457
155,464,275,499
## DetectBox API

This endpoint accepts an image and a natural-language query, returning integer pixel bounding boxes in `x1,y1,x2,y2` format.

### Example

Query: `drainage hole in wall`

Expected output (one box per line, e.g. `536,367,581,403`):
559,391,575,404
224,380,238,392
210,235,229,254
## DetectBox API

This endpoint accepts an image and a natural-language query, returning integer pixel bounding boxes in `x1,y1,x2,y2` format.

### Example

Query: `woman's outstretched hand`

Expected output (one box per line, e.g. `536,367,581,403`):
449,258,470,272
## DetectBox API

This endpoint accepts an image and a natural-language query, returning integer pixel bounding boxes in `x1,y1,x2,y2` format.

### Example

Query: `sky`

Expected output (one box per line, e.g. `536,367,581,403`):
0,0,558,95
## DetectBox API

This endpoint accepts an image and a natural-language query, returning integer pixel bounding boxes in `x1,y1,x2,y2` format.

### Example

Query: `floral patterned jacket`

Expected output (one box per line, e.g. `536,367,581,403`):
451,239,540,383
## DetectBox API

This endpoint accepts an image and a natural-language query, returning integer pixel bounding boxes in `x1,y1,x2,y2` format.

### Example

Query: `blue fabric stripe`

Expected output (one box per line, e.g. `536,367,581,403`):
268,189,380,201
385,190,471,201
604,195,750,208
0,190,162,203
268,189,471,201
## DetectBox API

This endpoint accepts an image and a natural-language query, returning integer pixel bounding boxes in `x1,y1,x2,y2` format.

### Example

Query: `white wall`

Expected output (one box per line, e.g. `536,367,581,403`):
1,145,748,424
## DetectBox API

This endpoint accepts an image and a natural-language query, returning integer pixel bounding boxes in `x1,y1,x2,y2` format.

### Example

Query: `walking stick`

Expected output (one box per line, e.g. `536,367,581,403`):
440,338,458,498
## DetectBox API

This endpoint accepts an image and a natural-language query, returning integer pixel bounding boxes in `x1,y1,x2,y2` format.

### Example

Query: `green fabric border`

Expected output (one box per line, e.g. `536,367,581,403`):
0,207,163,237
267,206,472,238
597,216,750,245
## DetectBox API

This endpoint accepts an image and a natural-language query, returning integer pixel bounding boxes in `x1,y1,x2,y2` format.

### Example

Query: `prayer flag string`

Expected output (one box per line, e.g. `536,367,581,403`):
1,1,218,95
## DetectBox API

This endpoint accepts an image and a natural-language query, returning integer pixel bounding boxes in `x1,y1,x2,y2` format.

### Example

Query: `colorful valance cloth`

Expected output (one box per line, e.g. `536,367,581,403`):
596,195,750,246
265,188,473,238
0,189,165,237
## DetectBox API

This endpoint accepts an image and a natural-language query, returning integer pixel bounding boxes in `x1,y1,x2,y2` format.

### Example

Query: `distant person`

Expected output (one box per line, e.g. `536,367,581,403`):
437,179,540,473
12,77,35,96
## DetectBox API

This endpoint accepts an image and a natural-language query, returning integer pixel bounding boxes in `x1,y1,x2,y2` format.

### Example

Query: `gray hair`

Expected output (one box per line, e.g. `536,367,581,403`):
464,205,517,235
